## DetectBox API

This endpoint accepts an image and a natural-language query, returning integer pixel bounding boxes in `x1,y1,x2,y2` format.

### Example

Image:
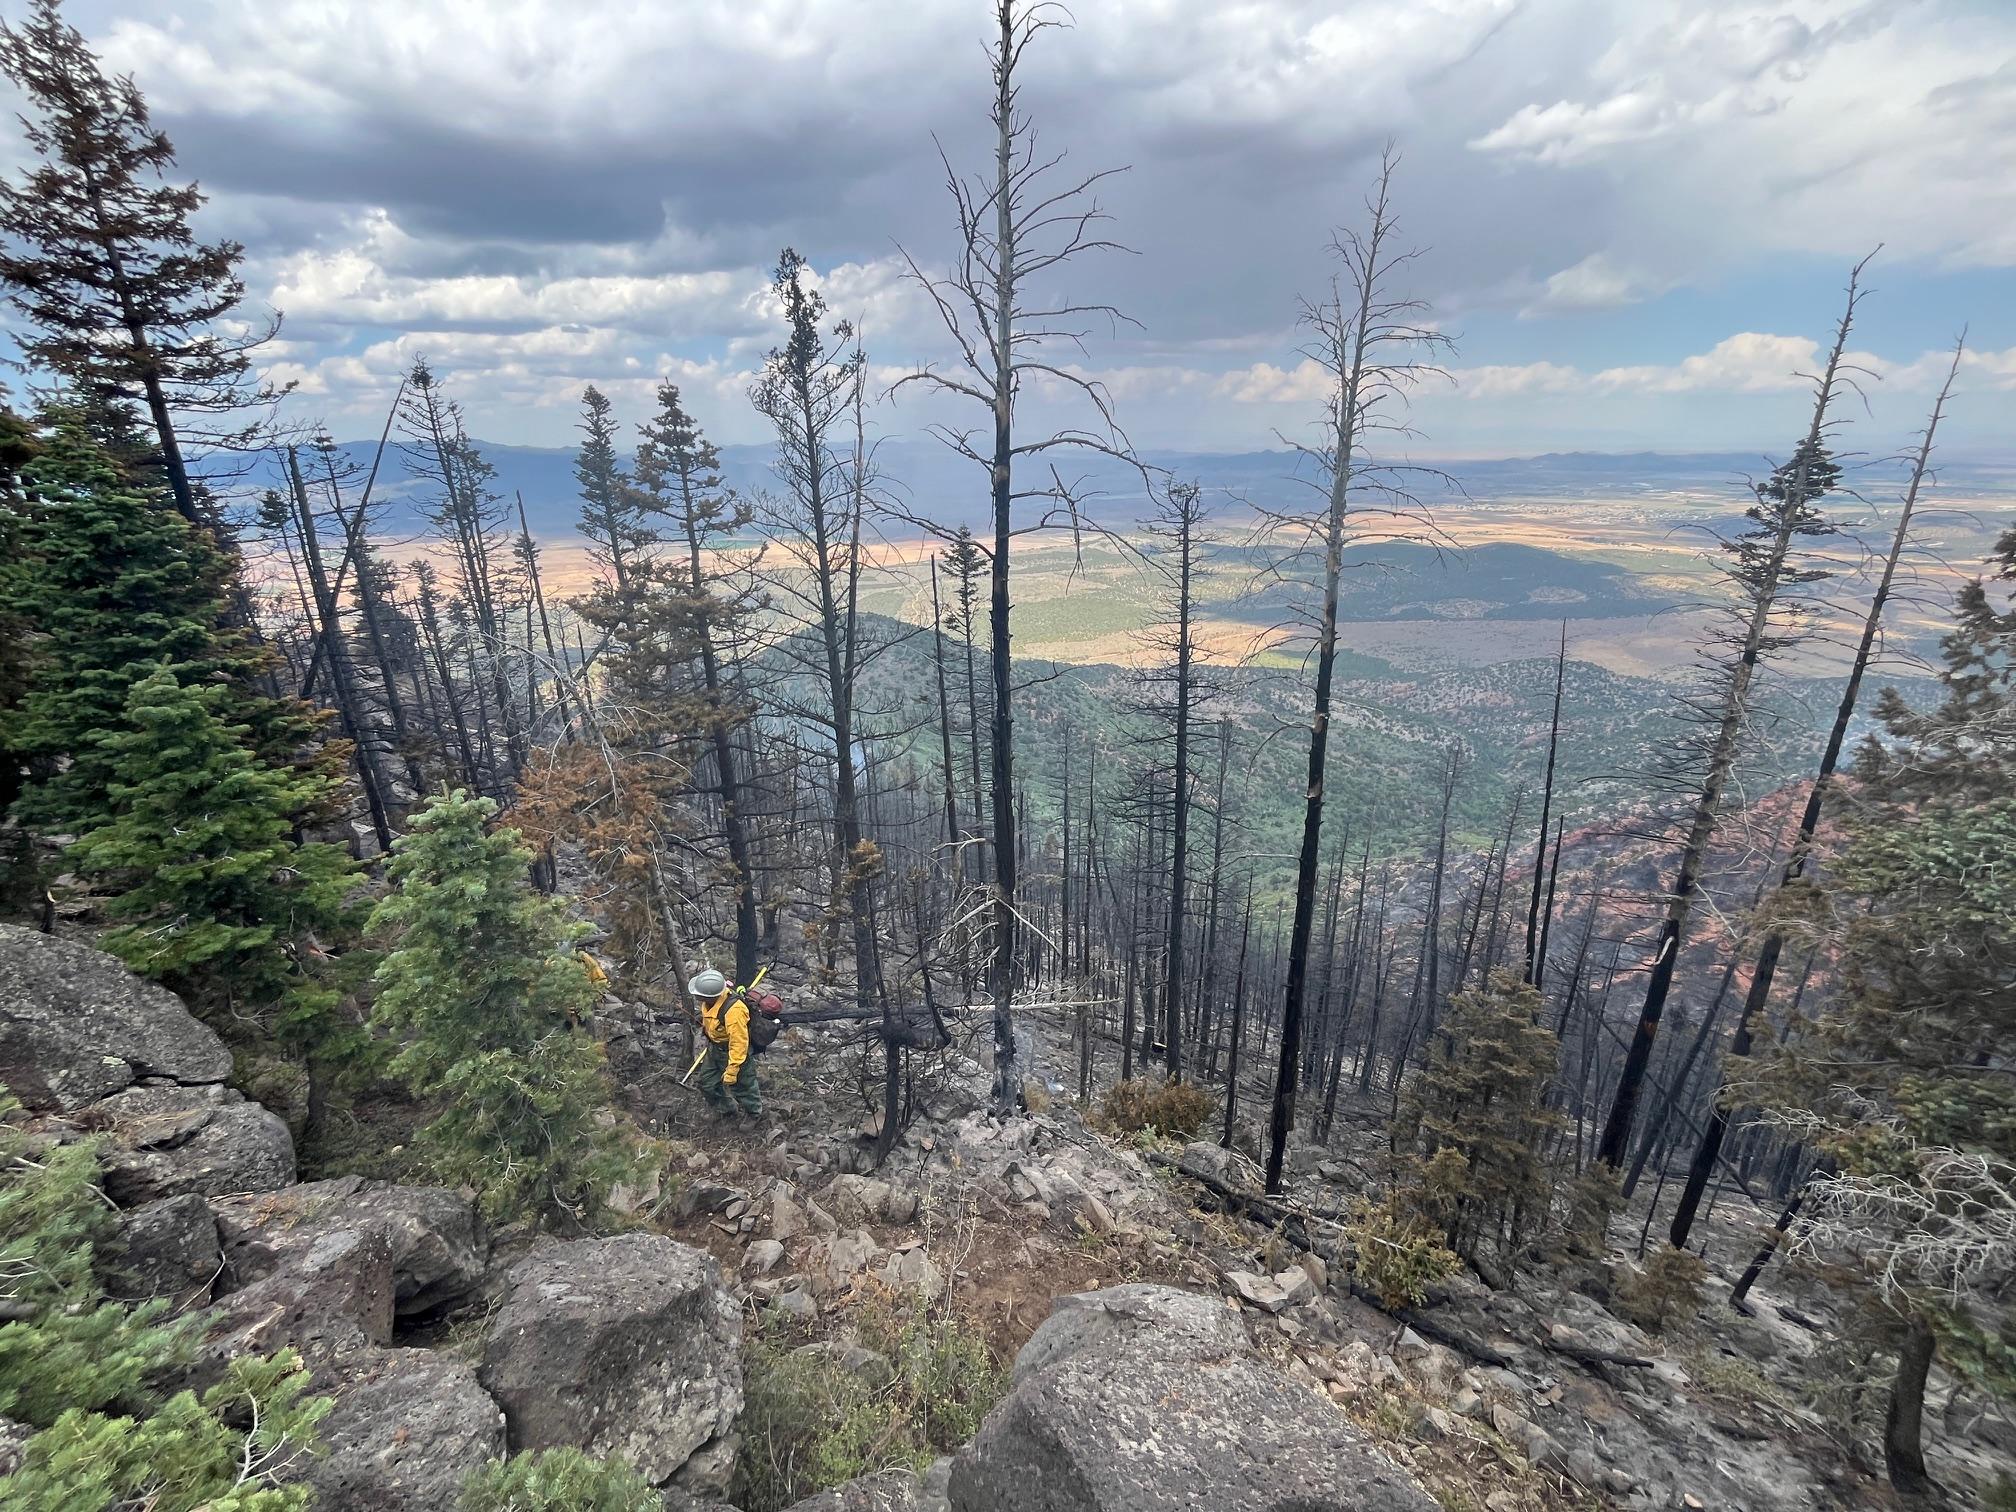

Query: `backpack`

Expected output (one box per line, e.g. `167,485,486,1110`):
747,1010,781,1054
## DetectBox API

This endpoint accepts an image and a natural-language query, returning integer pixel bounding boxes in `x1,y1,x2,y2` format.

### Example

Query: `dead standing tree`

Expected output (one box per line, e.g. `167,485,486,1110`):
1594,255,1871,1171
1253,148,1453,1194
1665,335,1966,1251
894,0,1138,1113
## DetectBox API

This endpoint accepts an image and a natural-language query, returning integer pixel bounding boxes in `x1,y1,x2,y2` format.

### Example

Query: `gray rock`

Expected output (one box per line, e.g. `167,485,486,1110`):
771,1284,818,1323
102,1192,220,1306
0,924,230,1111
94,1083,294,1205
301,1348,505,1510
197,1222,395,1377
1272,1267,1316,1308
878,1247,944,1300
771,1189,809,1242
0,1414,27,1477
819,1229,880,1290
479,1234,742,1495
745,1238,786,1275
951,1334,1438,1512
1014,1284,1247,1383
214,1176,487,1319
1225,1269,1291,1313
782,1468,921,1511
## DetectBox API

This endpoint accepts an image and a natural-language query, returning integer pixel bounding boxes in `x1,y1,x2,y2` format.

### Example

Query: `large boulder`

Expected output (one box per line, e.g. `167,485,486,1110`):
1013,1284,1248,1383
479,1234,742,1495
94,1083,295,1205
301,1348,506,1511
100,1192,221,1307
0,924,231,1111
214,1176,488,1319
195,1223,395,1381
950,1285,1435,1512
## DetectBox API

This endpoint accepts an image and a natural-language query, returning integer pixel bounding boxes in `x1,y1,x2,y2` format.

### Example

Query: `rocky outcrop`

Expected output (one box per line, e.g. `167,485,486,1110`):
302,1349,506,1511
101,1192,221,1306
1011,1282,1248,1383
950,1283,1436,1512
0,933,482,1506
479,1234,743,1495
0,924,231,1111
198,1222,396,1379
95,1083,295,1204
214,1175,488,1320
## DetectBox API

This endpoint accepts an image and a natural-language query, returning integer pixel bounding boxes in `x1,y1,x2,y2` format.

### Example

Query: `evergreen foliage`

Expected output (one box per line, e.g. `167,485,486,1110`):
459,1448,662,1512
0,1098,327,1509
1761,537,2016,1408
0,0,283,522
368,790,638,1224
574,384,644,588
6,413,320,838
66,666,365,1068
1395,968,1561,1266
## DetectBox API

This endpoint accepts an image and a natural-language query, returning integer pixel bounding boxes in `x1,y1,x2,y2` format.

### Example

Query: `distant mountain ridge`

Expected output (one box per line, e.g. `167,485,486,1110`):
329,437,2013,540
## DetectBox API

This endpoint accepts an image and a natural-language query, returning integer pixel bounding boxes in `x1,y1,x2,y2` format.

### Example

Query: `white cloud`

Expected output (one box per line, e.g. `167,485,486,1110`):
1523,253,1668,315
1456,361,1586,398
1214,359,1333,405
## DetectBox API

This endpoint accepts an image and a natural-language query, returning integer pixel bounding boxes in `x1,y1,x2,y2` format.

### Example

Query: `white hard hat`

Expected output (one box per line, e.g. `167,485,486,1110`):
688,968,727,999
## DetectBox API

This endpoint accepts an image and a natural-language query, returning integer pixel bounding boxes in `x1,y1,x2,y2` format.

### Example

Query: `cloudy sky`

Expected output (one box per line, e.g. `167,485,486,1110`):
21,0,2016,458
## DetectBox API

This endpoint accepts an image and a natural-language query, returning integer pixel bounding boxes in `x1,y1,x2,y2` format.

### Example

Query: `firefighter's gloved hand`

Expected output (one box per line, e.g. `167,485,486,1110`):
723,1071,738,1085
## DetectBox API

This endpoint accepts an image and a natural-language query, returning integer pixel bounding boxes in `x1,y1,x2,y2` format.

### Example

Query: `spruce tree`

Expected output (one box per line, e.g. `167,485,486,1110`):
66,667,364,1098
7,412,317,838
631,380,760,979
368,791,635,1225
575,383,646,588
1396,967,1562,1269
0,0,283,525
1761,534,2016,1490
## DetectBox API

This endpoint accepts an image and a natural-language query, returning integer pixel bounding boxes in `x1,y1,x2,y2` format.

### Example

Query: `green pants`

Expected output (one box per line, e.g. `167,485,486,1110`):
698,1040,760,1115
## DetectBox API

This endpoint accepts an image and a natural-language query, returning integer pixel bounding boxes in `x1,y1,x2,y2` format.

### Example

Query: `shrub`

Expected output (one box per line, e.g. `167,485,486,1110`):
1344,1192,1460,1310
1614,1246,1707,1333
0,1097,328,1510
9,1353,327,1512
459,1448,661,1511
734,1296,1008,1512
1100,1078,1215,1140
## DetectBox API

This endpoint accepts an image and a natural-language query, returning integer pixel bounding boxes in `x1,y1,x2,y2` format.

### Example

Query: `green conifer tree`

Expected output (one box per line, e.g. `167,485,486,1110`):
368,791,636,1224
1396,967,1562,1269
1761,531,2016,1490
66,667,365,1110
7,412,321,838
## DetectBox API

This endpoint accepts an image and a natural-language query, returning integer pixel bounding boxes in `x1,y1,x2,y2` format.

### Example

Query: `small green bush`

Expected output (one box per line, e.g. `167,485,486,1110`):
0,1096,328,1511
1614,1246,1707,1333
1344,1193,1460,1310
8,1352,327,1512
458,1448,661,1511
1100,1078,1215,1139
734,1297,1008,1512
